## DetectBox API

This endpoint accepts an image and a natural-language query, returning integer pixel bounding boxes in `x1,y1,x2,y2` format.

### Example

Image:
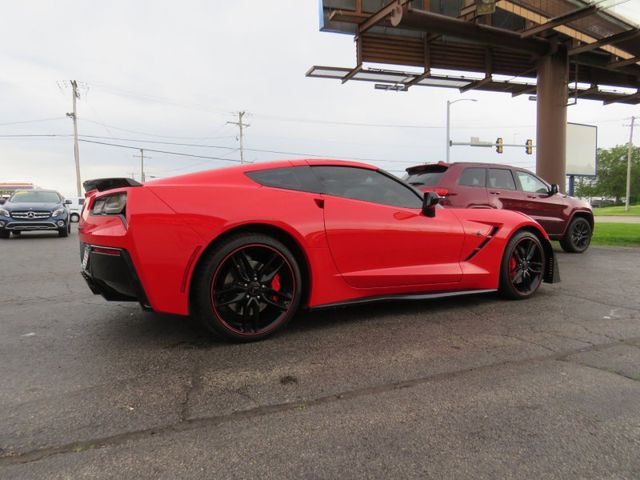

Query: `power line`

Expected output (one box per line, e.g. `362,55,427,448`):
82,119,235,140
78,134,236,149
77,138,243,163
0,117,66,127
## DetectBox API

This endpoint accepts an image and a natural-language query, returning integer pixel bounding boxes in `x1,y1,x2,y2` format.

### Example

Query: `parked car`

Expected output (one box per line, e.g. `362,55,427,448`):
404,162,594,253
0,189,72,238
79,160,559,342
65,197,85,222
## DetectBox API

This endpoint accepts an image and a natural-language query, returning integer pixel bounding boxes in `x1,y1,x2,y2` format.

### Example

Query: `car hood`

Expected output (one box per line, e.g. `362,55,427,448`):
3,202,62,211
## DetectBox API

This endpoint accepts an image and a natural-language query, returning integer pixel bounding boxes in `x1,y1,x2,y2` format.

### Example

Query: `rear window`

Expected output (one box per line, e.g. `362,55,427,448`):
459,168,486,187
246,166,320,193
404,166,447,187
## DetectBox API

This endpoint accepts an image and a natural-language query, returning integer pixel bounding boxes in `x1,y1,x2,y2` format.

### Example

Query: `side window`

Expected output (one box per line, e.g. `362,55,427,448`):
312,166,422,209
78,198,85,205
516,171,548,194
245,166,320,193
487,169,516,190
458,168,486,187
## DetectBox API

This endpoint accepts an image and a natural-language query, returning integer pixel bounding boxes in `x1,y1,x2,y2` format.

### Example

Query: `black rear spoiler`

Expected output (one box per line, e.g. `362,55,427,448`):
83,178,143,193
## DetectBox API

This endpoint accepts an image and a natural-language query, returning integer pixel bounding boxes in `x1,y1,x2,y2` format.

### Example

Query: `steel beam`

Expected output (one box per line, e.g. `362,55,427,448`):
604,91,640,105
520,4,598,39
608,56,640,69
394,6,551,56
569,29,640,56
356,0,410,38
459,76,493,93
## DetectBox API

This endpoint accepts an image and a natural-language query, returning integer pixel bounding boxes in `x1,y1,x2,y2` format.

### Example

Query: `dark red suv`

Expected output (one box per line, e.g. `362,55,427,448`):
404,162,594,253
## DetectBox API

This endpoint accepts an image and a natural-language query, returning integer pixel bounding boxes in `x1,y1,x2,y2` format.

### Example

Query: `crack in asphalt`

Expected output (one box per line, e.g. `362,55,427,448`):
3,335,640,468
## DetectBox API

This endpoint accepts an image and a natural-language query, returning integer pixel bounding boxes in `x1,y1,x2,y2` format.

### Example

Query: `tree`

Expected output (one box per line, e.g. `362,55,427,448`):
575,145,640,204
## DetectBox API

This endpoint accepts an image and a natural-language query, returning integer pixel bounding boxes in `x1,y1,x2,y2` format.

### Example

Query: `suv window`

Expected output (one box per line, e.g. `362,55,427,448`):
246,166,320,193
516,171,548,194
459,168,486,187
487,169,516,190
312,166,422,209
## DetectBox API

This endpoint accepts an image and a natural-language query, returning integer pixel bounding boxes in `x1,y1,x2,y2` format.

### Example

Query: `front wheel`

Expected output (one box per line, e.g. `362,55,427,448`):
70,213,80,223
560,217,592,253
58,226,69,237
499,231,545,300
193,233,303,342
0,231,9,239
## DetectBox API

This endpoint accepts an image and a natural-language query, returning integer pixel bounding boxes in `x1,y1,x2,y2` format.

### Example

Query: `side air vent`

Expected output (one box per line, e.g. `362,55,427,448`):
464,226,500,262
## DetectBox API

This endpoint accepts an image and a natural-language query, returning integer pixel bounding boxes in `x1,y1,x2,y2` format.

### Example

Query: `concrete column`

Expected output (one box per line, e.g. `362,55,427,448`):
536,48,568,192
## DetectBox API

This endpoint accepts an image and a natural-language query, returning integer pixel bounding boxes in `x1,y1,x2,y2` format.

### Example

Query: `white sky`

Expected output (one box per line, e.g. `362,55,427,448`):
1,0,639,197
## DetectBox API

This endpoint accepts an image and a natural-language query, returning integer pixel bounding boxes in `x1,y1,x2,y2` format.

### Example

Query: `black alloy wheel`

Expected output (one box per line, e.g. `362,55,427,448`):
194,234,302,341
499,231,545,299
560,217,592,253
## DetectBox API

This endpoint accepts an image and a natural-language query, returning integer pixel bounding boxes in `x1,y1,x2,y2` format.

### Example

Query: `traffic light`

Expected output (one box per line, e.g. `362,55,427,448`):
526,139,533,155
496,137,503,154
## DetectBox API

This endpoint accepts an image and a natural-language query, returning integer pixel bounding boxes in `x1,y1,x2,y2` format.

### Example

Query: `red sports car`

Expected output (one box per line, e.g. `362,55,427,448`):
79,160,559,341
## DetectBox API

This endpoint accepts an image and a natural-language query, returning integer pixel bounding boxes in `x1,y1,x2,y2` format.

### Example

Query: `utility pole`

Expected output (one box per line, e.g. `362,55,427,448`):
625,116,635,212
227,111,250,164
133,149,149,182
446,99,477,163
65,80,82,197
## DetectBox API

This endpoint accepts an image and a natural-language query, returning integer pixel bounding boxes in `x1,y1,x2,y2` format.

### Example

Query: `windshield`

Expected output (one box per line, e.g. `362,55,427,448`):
9,191,61,203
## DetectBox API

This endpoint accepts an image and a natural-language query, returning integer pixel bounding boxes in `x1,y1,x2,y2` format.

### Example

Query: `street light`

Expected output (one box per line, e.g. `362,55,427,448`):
446,98,478,163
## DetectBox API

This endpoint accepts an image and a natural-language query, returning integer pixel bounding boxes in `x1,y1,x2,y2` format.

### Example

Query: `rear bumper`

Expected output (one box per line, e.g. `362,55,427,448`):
80,243,152,310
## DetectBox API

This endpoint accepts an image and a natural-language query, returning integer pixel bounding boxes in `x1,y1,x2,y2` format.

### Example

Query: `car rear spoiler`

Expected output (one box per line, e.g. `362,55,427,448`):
83,178,143,193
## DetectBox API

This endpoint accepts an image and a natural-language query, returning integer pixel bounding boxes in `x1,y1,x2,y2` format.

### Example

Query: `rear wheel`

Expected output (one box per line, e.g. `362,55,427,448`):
560,217,591,253
70,213,80,223
193,233,302,342
499,231,545,300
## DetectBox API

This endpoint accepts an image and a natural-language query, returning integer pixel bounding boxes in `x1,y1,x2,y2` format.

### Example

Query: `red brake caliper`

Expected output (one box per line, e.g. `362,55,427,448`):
509,255,517,279
271,273,281,302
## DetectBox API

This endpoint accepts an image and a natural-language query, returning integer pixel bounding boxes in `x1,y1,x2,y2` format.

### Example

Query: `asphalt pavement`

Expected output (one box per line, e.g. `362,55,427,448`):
1,227,640,479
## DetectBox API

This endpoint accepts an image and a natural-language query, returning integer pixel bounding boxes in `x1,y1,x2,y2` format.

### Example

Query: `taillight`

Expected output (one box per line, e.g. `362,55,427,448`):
435,188,449,197
92,193,127,215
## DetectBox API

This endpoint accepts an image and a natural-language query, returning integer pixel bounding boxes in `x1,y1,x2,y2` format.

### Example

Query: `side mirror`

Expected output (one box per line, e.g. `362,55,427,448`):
64,199,72,205
549,184,559,196
422,192,440,217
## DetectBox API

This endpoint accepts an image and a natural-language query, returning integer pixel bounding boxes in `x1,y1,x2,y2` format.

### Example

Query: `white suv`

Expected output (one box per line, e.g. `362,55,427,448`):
66,197,85,222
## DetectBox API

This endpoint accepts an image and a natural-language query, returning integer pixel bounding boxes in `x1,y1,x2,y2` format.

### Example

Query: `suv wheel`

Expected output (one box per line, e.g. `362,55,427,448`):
560,217,591,253
0,231,9,239
58,225,69,238
70,213,80,223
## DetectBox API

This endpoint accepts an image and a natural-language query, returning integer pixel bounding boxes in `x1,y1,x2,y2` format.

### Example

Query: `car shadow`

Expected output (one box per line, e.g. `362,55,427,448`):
125,291,505,350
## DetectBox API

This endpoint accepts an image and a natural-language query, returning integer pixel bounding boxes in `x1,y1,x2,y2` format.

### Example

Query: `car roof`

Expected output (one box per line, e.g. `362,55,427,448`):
146,159,379,186
406,161,533,173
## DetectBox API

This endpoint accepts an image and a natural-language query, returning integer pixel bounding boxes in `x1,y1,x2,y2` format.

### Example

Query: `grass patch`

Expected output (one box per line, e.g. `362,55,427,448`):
593,204,640,216
591,223,640,247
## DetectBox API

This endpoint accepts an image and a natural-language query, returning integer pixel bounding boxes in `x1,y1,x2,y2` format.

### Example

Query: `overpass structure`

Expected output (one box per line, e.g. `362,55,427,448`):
307,0,640,190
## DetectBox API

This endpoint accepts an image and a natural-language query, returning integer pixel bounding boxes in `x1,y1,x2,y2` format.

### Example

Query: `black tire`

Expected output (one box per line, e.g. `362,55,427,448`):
560,217,592,253
193,233,303,342
12,231,21,237
58,226,69,238
0,230,9,239
70,213,80,223
498,230,545,300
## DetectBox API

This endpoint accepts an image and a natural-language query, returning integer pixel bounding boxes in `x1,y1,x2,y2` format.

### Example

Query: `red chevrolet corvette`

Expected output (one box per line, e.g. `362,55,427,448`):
79,160,559,341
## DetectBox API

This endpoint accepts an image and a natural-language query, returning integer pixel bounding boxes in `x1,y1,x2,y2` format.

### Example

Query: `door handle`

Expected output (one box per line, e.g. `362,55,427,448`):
527,195,537,199
489,191,501,195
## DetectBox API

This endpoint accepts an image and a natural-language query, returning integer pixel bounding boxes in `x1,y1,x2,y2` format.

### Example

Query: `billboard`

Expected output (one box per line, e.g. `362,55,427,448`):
566,123,598,177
